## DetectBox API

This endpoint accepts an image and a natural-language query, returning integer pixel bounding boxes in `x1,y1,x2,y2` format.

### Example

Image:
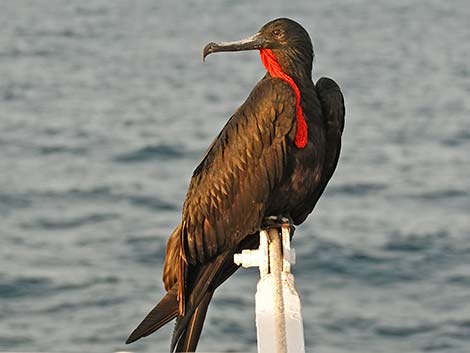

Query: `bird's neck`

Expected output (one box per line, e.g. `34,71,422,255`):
275,48,313,83
259,49,312,148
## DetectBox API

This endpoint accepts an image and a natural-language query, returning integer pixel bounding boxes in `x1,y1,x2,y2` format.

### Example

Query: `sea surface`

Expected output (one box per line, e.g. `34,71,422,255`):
1,1,469,352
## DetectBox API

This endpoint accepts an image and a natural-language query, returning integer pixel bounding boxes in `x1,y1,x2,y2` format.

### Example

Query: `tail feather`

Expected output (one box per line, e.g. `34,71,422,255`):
171,234,259,351
170,255,226,351
126,286,178,344
126,233,260,350
172,292,213,352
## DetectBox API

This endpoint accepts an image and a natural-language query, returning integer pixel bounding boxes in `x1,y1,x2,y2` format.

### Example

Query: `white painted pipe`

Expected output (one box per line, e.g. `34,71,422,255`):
235,226,305,353
268,228,288,353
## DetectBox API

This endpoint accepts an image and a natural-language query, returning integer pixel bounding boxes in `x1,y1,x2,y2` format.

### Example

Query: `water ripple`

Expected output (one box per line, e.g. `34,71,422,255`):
114,144,188,163
442,129,470,146
0,335,33,348
0,192,32,210
375,323,437,337
412,189,470,201
44,297,127,314
301,234,470,286
0,187,178,214
127,194,177,211
39,145,88,155
21,212,118,230
0,276,53,299
384,230,449,252
327,182,388,196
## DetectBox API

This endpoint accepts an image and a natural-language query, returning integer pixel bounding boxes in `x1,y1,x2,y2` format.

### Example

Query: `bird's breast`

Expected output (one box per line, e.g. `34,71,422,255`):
266,125,325,219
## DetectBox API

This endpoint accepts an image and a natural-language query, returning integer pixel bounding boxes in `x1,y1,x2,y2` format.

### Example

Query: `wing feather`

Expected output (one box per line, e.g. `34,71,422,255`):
316,77,345,184
293,77,345,223
181,77,296,266
175,78,296,313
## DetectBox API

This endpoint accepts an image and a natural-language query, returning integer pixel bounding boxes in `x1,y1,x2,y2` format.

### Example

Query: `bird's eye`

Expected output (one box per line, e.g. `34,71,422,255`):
272,29,282,36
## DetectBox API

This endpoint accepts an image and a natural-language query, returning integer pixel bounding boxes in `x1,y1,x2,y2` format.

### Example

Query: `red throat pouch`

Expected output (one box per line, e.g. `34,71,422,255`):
259,49,308,148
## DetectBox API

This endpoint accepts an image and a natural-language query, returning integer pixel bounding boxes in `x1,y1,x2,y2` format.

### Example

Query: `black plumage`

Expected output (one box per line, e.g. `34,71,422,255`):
126,18,345,352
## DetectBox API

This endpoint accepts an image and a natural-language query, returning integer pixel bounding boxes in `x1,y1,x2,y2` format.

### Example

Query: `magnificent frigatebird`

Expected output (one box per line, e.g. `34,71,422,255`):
126,18,345,352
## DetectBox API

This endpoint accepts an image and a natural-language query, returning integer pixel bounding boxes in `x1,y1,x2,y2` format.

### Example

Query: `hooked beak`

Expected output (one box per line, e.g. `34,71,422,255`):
203,33,269,61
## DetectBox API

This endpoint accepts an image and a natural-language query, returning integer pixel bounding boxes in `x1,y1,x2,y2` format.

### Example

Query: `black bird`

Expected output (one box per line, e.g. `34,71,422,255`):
126,18,345,352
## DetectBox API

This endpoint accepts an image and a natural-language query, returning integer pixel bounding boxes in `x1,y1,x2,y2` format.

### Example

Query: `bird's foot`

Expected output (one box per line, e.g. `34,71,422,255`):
262,215,295,238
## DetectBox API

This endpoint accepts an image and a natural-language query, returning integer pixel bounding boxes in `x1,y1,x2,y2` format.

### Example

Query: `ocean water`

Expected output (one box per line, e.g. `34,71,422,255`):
1,1,469,352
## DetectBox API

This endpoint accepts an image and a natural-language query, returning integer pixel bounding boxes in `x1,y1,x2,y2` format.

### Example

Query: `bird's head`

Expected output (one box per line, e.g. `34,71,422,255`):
203,18,314,78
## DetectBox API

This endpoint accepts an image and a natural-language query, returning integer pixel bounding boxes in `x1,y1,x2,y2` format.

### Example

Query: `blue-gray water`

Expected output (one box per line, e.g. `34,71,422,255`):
1,1,469,352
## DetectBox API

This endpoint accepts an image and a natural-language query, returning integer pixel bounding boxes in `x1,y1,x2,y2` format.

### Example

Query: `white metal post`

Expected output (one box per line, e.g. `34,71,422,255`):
234,226,305,353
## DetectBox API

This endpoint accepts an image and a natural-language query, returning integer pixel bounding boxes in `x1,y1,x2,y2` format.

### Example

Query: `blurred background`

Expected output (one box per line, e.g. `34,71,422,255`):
0,0,469,352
